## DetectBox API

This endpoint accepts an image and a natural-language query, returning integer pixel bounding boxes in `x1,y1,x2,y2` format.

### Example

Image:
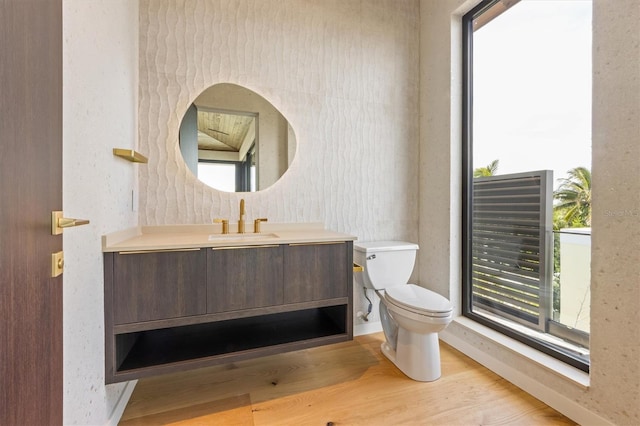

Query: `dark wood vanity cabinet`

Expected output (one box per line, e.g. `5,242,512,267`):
207,245,284,313
284,243,349,303
111,249,206,324
103,240,353,383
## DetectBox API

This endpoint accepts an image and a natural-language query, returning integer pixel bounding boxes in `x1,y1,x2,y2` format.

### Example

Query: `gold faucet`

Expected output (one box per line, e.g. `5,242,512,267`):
238,199,245,233
213,218,229,234
254,218,268,233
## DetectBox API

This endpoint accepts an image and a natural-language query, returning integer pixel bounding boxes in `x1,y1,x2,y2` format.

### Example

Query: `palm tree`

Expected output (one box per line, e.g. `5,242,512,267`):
474,159,499,178
553,166,591,226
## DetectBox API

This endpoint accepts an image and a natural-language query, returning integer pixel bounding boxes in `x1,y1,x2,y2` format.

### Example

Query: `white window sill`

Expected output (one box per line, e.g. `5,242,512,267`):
442,316,590,389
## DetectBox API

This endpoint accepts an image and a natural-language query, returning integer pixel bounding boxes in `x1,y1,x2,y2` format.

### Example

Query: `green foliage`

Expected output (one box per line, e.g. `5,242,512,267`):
474,159,499,178
551,167,591,316
553,166,591,227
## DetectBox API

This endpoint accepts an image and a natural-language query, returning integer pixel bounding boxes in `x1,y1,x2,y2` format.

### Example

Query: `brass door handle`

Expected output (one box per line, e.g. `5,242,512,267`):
51,211,90,235
58,217,90,228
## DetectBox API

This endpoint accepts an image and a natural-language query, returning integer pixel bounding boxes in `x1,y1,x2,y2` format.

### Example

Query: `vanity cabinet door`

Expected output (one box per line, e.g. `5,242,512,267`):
283,242,350,303
112,249,206,324
207,245,284,313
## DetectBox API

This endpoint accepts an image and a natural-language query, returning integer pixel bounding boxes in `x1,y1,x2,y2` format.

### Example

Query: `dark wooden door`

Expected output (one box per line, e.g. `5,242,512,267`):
0,0,63,424
207,246,284,313
111,250,207,324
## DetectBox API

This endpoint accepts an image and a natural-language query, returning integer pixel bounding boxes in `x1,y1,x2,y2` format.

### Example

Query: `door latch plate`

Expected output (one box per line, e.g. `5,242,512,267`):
51,251,64,277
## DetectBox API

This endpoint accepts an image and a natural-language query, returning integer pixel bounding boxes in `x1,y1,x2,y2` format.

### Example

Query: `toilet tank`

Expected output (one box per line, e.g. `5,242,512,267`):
353,241,418,290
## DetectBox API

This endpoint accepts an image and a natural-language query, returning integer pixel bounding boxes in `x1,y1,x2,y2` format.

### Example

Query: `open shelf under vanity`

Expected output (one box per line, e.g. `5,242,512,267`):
115,306,348,376
103,238,354,383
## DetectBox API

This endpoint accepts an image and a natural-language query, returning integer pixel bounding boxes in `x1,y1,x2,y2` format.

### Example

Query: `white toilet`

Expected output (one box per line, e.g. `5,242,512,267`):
354,241,453,382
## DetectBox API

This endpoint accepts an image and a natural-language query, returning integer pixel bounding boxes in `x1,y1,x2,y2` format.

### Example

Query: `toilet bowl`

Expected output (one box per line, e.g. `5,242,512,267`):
354,241,453,381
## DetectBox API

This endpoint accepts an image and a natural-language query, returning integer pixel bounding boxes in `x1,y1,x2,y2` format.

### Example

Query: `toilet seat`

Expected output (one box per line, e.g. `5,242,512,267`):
385,284,452,318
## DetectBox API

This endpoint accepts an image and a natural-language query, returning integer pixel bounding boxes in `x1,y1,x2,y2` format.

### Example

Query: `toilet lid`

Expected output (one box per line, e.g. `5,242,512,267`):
385,284,452,317
354,241,419,253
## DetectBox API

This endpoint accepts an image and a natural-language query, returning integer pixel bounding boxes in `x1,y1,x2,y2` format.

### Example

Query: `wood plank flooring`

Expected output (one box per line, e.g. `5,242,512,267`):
120,332,576,425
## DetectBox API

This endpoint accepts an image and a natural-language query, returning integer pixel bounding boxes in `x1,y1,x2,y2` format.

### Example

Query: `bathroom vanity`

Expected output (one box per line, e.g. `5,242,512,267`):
102,223,355,383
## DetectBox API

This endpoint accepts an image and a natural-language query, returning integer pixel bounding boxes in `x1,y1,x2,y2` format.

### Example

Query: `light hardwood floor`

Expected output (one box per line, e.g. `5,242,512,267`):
120,333,576,425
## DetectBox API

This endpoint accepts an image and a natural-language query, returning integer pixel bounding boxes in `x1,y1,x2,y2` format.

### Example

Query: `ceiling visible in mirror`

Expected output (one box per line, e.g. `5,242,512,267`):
197,110,255,153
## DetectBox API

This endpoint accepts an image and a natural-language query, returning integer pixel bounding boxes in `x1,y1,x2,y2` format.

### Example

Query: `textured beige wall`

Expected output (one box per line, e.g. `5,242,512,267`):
138,0,420,243
63,0,139,424
418,0,467,312
138,0,420,326
420,0,640,424
590,0,640,421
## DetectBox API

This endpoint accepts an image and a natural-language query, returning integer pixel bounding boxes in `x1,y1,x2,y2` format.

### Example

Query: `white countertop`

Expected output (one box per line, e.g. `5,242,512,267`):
102,222,357,252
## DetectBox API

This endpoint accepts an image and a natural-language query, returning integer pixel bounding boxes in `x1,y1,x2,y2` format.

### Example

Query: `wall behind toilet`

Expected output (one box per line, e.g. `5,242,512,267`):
138,0,421,323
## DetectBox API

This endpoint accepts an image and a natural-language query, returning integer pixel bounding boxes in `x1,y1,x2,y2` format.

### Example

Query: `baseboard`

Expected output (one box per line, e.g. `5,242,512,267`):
354,320,382,336
440,322,612,426
105,380,137,426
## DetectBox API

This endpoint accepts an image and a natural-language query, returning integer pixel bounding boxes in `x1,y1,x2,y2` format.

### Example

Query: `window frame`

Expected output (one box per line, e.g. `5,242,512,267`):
461,0,590,373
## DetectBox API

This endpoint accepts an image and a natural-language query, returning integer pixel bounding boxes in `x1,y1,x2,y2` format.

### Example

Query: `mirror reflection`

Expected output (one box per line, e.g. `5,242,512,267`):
179,83,296,192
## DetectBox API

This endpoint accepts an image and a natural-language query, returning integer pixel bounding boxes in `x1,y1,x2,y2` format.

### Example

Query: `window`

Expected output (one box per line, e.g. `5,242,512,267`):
462,0,592,371
197,162,236,192
197,149,255,193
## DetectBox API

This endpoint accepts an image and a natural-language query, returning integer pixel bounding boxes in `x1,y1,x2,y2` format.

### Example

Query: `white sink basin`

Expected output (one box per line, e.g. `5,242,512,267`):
207,232,279,241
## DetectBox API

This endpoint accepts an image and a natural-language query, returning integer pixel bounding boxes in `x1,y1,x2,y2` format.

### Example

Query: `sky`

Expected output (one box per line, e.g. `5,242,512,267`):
473,0,592,189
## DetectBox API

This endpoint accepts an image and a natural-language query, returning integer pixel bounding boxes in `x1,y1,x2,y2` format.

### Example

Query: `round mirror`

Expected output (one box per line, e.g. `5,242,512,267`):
179,83,296,192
